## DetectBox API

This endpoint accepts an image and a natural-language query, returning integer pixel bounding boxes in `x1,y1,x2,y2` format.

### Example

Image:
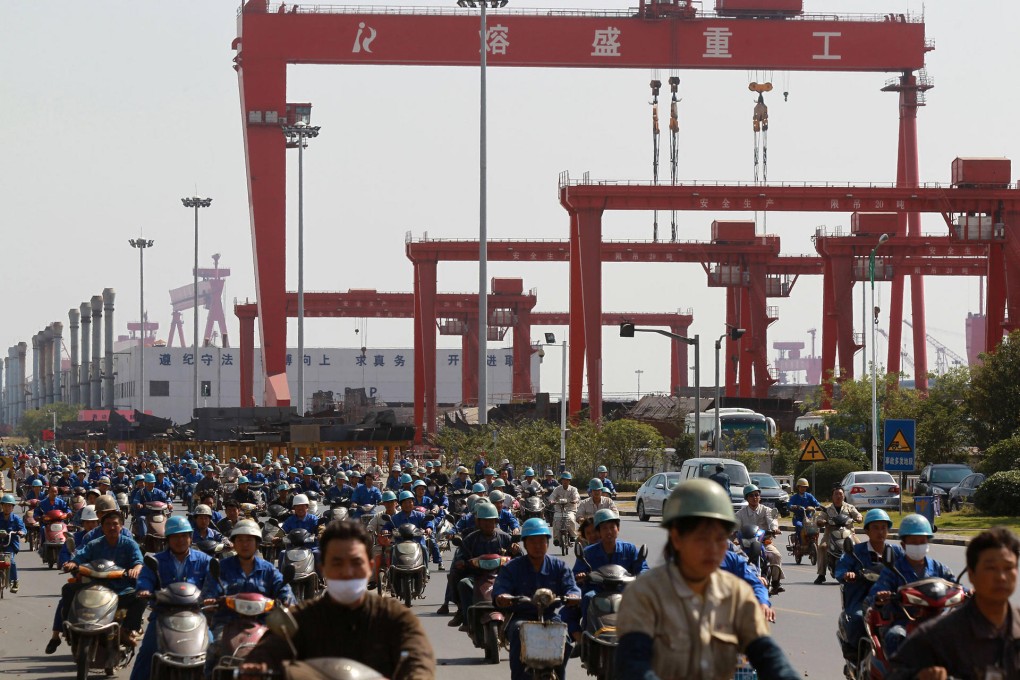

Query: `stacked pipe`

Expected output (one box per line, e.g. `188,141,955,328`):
69,308,80,405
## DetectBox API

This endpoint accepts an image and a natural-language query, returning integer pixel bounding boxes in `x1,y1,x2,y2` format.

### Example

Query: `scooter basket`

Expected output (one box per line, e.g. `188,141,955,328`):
733,654,758,679
519,621,567,669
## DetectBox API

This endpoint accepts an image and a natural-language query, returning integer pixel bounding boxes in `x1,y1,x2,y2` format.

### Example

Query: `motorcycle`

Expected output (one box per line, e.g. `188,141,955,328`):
20,500,39,552
574,542,646,680
385,514,432,607
520,488,547,522
207,559,276,680
787,506,820,566
736,524,780,595
452,534,511,663
142,554,210,680
858,574,966,679
260,518,284,563
41,508,70,569
280,529,320,602
825,513,858,579
136,501,171,553
267,503,292,525
0,530,14,598
506,588,577,680
325,498,352,524
551,499,574,556
62,546,136,680
837,538,886,679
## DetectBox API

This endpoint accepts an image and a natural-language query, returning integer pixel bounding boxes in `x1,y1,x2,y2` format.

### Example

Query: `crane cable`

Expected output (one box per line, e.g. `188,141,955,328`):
668,75,680,242
650,74,662,242
749,81,772,184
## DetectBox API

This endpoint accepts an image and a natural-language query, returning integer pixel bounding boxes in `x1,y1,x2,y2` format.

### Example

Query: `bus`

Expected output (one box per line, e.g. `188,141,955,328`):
794,410,837,441
685,408,777,453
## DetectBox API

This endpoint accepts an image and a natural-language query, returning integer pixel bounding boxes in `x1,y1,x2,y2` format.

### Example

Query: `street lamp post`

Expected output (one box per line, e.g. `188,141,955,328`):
619,322,700,433
635,370,644,398
458,0,508,424
714,326,746,454
540,332,568,471
128,238,154,414
181,196,212,414
870,233,890,471
282,121,320,416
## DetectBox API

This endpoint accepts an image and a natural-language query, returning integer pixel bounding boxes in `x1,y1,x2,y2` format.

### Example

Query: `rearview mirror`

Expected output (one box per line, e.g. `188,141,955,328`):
266,605,300,639
451,535,463,547
282,563,296,585
638,544,648,563
843,537,855,555
209,558,220,581
574,541,584,559
882,545,895,566
655,484,665,490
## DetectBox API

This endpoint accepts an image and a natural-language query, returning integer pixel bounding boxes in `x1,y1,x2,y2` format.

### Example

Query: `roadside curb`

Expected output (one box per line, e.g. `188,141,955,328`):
777,523,970,547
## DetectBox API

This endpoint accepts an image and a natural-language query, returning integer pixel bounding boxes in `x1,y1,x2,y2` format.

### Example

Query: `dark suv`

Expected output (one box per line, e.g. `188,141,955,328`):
915,464,974,499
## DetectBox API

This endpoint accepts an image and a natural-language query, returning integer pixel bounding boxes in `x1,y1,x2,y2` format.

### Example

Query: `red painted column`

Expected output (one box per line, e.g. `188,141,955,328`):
568,212,586,421
887,74,912,381
737,287,753,397
901,75,928,392
669,322,691,393
461,319,479,406
1001,212,1020,339
512,307,532,399
986,243,1006,352
832,256,860,382
747,264,774,398
725,287,739,398
238,310,256,407
413,260,438,441
239,59,290,405
577,208,604,422
821,256,837,407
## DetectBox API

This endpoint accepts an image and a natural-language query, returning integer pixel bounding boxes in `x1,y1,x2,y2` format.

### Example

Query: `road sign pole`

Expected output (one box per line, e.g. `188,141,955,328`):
811,464,816,495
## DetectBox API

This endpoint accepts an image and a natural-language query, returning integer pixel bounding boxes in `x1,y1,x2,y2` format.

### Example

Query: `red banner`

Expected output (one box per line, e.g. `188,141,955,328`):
41,429,55,441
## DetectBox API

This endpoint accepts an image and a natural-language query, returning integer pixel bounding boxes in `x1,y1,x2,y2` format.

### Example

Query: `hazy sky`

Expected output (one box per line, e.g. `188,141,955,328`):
2,0,1017,402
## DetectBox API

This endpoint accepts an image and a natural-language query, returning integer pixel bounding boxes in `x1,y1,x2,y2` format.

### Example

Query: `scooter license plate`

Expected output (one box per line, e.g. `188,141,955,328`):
519,621,567,668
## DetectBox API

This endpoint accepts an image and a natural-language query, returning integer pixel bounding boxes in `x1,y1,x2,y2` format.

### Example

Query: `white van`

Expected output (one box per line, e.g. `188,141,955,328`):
678,457,751,512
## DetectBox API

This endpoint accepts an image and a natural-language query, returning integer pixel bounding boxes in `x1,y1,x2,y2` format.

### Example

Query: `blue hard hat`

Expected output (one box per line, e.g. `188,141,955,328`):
588,478,604,492
520,518,553,539
559,471,573,480
204,465,214,472
0,494,16,505
898,513,933,538
165,515,192,537
524,468,535,477
475,502,499,520
238,476,250,484
381,491,397,503
289,467,298,475
277,482,290,491
31,480,43,487
596,465,608,474
593,508,620,529
492,479,506,489
483,467,496,476
863,509,893,529
399,474,413,485
398,490,415,503
116,466,126,473
303,467,313,475
471,482,487,493
144,473,156,483
135,475,145,482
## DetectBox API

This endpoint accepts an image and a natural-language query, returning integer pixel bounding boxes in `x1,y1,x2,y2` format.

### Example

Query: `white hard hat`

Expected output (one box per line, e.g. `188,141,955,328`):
292,494,310,506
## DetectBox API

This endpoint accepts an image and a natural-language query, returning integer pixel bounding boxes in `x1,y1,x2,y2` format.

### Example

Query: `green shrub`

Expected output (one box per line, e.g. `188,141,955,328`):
794,459,858,497
979,434,1020,476
614,480,642,493
974,470,1020,516
820,439,870,469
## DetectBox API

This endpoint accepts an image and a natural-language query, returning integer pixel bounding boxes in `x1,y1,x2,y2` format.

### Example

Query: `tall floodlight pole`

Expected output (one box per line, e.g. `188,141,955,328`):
458,0,507,424
635,370,644,398
714,326,746,454
870,233,890,471
282,120,320,416
181,196,212,414
128,238,154,414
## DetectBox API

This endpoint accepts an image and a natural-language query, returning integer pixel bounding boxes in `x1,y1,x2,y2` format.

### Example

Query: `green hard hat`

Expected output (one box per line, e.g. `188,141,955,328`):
474,502,499,520
381,491,397,503
742,484,760,498
588,478,604,492
662,478,736,529
593,508,620,529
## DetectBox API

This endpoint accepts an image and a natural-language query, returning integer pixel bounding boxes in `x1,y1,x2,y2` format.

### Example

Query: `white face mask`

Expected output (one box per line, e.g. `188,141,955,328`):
325,576,369,605
904,543,929,561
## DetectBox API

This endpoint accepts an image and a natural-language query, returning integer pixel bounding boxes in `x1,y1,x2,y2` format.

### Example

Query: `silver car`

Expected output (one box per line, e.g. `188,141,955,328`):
636,472,682,522
840,471,901,510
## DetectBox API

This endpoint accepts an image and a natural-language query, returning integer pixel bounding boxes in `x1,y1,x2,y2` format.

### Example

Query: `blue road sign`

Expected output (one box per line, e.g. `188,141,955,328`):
884,418,916,472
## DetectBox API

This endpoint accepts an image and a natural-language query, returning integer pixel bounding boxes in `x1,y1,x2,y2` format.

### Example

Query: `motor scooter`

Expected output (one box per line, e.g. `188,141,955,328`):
825,513,858,579
207,559,277,680
20,500,39,552
787,506,820,566
260,518,284,563
520,488,547,522
464,551,511,663
506,588,577,680
0,530,14,598
326,497,351,524
280,528,320,602
137,501,171,553
736,524,780,594
574,542,646,680
41,508,70,569
385,515,431,607
141,554,210,680
62,544,136,680
837,538,886,679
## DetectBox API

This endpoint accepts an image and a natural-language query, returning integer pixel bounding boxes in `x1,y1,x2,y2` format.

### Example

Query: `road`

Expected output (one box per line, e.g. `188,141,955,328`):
0,515,984,679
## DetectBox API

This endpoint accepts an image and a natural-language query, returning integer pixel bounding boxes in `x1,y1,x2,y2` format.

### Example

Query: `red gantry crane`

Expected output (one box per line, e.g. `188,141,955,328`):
234,0,929,409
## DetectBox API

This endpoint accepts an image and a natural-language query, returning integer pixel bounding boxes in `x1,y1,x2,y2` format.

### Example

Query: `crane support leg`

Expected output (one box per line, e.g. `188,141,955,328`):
821,257,838,408
833,257,860,383
748,265,774,398
575,208,604,423
725,287,740,398
512,309,532,399
413,259,438,443
239,59,290,406
239,310,256,408
738,287,753,398
568,212,586,423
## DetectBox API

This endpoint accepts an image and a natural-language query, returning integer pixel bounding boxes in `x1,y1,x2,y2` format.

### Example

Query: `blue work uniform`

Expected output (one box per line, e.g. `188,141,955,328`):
451,477,472,492
598,477,616,495
192,526,223,543
722,546,771,607
493,554,581,680
788,491,821,543
0,511,26,582
281,513,321,536
297,478,322,494
325,484,353,504
351,484,382,515
71,534,143,594
835,541,904,660
497,508,520,534
385,475,402,492
130,548,212,680
81,524,135,544
865,551,954,658
474,460,487,478
569,540,649,636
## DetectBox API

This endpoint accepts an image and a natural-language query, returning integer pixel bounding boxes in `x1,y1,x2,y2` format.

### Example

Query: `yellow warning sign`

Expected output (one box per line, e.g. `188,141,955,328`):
800,437,828,463
0,458,9,472
886,430,913,453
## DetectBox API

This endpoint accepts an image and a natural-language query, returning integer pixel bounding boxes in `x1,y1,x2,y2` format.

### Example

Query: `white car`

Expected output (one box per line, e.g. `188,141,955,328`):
635,472,682,522
840,471,901,510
